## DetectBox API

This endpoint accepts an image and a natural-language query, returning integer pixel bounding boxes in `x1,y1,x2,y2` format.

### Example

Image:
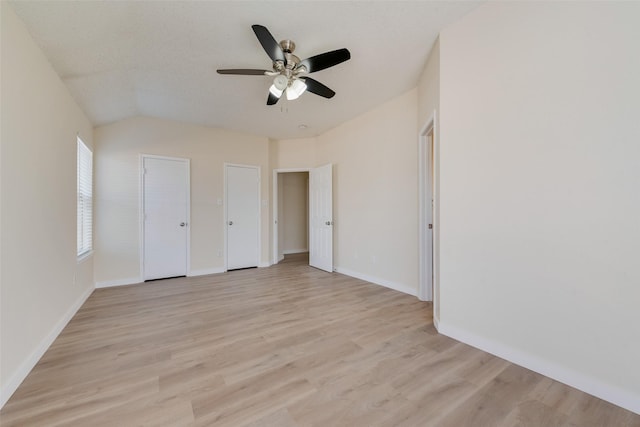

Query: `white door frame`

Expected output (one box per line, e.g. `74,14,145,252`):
418,112,438,314
139,154,191,281
224,163,261,271
272,168,311,265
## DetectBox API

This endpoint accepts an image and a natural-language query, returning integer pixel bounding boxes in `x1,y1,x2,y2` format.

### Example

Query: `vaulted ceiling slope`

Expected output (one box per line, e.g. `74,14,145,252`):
10,1,480,139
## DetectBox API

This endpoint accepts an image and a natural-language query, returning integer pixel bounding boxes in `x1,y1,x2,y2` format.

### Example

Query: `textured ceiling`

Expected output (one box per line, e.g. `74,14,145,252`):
10,1,481,140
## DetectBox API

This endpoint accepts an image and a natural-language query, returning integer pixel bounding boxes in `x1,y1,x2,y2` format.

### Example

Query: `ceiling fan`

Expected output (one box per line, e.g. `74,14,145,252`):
217,25,351,105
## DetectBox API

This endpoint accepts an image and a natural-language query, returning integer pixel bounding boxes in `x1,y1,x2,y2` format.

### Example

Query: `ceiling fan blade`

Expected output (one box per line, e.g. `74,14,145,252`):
267,91,281,105
302,77,335,99
299,48,351,73
217,69,270,75
252,25,285,63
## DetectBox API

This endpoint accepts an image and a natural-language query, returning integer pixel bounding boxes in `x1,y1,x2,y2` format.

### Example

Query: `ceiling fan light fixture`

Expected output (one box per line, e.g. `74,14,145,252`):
286,79,307,100
269,84,283,97
273,75,288,91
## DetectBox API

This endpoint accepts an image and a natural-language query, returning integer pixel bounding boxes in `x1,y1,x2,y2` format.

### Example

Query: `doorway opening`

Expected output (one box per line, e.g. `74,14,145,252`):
273,170,310,264
273,165,333,272
418,113,438,323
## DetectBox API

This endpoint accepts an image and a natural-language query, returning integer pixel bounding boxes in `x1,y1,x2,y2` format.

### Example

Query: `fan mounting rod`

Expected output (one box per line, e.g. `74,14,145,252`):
279,40,296,53
277,40,302,74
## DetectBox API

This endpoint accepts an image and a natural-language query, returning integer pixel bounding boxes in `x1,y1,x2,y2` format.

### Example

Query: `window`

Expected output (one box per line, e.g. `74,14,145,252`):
77,137,93,258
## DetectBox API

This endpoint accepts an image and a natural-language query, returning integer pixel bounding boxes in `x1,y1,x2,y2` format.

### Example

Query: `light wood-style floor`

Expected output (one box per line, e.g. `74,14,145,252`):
1,253,638,426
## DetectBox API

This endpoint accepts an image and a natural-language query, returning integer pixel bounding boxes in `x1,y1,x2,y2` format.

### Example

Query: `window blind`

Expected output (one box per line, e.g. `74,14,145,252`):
77,137,93,257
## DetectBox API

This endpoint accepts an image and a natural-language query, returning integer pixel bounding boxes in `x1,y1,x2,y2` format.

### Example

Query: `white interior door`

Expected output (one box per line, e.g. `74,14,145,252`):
226,165,260,270
143,156,189,281
309,164,333,272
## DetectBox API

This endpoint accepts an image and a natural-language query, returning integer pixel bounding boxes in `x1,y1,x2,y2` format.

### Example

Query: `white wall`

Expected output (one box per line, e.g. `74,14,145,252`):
1,3,94,406
438,1,640,413
93,116,270,284
315,89,419,295
281,172,308,254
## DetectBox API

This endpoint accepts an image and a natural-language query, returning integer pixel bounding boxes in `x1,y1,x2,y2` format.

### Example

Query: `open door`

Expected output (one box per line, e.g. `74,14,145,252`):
309,164,333,272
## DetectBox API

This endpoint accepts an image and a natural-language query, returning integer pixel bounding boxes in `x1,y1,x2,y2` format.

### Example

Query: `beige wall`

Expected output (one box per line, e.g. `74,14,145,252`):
93,116,270,284
1,3,94,404
315,89,419,294
270,93,420,295
439,1,640,412
272,137,317,170
417,38,440,128
280,172,309,254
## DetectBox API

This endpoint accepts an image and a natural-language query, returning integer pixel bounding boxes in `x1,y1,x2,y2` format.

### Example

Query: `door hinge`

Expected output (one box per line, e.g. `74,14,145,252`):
428,224,433,229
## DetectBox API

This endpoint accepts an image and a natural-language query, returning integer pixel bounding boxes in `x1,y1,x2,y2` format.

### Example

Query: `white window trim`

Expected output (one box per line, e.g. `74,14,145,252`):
77,137,93,259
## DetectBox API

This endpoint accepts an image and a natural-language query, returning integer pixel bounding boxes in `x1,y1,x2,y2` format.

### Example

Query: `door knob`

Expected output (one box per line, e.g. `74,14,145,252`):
180,222,186,227
228,221,233,226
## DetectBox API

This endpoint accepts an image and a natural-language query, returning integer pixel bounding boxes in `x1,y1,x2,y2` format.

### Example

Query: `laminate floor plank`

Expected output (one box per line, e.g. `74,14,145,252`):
1,253,638,426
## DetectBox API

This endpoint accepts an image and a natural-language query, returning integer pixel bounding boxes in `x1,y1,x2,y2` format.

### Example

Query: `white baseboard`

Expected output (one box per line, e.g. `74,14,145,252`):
0,285,93,409
278,254,285,263
437,321,640,415
334,266,417,297
282,249,308,255
95,277,142,288
188,267,225,277
98,268,228,286
258,262,271,268
433,314,440,331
